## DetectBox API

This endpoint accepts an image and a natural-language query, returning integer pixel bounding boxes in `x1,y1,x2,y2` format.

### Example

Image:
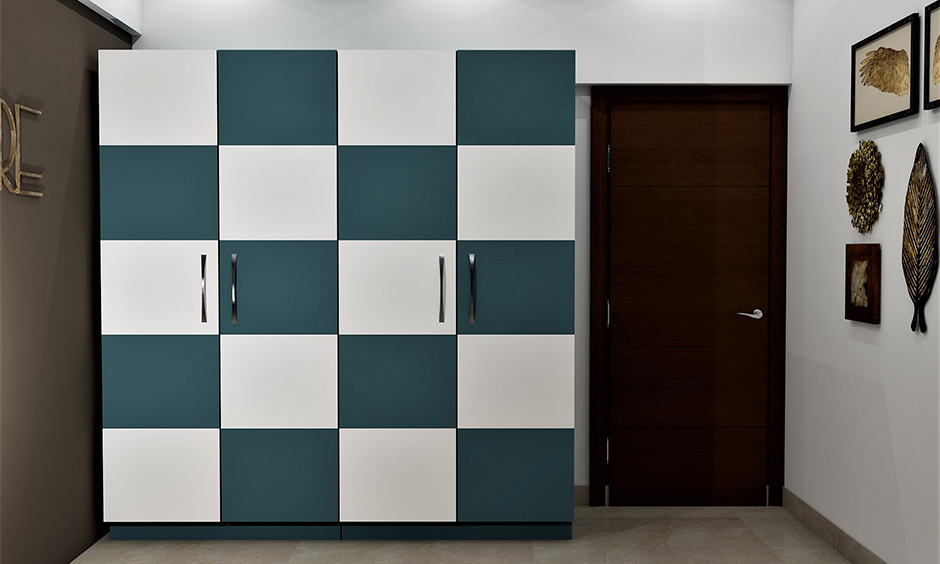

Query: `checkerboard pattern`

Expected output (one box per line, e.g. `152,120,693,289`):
98,49,574,536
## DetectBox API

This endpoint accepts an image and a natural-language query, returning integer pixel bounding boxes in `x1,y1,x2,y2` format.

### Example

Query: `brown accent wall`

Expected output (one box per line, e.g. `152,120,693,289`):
0,1,129,563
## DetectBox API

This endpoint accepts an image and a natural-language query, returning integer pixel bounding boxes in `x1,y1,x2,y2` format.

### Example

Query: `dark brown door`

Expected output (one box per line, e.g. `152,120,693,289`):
590,87,787,507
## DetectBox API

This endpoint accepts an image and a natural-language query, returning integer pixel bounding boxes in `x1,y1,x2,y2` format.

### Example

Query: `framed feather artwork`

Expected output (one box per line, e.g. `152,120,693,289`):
926,1,940,109
851,13,920,131
845,243,881,325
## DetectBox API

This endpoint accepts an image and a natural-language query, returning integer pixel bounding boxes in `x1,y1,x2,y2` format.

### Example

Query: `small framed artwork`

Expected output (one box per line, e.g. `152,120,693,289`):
926,1,940,109
851,13,920,131
845,243,881,325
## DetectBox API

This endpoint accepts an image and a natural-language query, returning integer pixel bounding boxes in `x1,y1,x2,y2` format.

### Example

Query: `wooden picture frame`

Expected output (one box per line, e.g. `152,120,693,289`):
926,2,940,109
845,243,881,324
851,13,920,131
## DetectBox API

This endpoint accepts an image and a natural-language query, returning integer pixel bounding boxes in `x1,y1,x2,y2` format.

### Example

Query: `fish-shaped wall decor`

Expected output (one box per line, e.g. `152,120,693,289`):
902,143,938,333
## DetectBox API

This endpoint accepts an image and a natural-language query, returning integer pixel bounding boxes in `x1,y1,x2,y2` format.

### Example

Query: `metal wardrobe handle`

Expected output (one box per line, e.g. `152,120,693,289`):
200,254,207,323
231,253,238,324
469,253,476,324
439,254,445,323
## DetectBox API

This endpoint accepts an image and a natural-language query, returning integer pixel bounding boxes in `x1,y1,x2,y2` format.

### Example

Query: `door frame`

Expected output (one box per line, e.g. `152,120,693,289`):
589,85,788,506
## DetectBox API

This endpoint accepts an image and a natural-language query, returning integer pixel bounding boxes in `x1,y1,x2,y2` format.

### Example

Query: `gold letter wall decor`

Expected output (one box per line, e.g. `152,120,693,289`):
0,98,43,197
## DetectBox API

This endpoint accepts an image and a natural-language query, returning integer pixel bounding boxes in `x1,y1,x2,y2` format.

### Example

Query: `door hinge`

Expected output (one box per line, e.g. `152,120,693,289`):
607,299,610,329
607,144,611,173
606,437,610,464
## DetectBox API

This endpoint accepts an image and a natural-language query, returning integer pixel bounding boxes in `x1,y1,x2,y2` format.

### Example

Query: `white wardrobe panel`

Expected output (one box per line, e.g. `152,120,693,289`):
219,146,337,241
458,335,575,429
339,429,456,522
221,335,337,429
338,50,456,145
103,429,220,522
98,50,217,146
101,241,219,335
458,145,576,240
339,241,456,335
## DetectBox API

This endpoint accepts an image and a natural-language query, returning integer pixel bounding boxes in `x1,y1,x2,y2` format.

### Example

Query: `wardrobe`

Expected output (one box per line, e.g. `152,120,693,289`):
99,49,575,540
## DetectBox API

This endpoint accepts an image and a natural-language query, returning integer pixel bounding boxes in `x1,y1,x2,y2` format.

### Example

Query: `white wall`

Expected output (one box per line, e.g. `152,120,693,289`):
789,2,939,563
135,0,792,85
134,0,793,488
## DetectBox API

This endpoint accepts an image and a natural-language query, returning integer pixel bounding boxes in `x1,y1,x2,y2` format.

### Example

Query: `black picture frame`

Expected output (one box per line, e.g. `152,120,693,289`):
926,1,940,109
845,243,881,325
851,13,920,131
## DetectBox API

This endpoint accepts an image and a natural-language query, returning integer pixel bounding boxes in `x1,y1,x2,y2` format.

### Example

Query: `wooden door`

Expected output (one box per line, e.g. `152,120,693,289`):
590,87,787,506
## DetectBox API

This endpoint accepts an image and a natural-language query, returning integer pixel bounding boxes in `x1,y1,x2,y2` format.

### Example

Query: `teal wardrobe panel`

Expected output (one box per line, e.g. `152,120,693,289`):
100,146,218,240
102,335,220,428
338,146,456,240
219,241,338,334
339,335,456,428
222,429,339,522
457,429,574,522
218,50,338,145
456,241,575,334
457,50,575,145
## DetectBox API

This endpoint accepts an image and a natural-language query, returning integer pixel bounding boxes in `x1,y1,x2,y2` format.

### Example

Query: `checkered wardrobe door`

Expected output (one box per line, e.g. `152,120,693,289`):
214,50,340,523
337,51,459,523
99,50,221,523
456,51,576,523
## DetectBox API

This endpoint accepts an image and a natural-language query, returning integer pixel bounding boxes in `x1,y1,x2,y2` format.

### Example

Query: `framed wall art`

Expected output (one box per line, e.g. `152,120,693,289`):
845,243,881,325
851,13,920,131
926,1,940,109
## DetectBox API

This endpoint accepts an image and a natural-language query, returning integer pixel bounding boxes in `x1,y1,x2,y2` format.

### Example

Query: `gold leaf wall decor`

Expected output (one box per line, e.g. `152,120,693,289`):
902,143,938,333
860,46,911,96
846,140,884,233
934,34,940,85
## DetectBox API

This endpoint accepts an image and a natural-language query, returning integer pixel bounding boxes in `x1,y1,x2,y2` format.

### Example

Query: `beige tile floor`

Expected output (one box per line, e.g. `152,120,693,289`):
72,506,851,564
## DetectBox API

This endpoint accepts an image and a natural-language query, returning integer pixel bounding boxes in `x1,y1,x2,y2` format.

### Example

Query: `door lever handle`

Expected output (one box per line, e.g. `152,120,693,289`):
736,309,763,320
